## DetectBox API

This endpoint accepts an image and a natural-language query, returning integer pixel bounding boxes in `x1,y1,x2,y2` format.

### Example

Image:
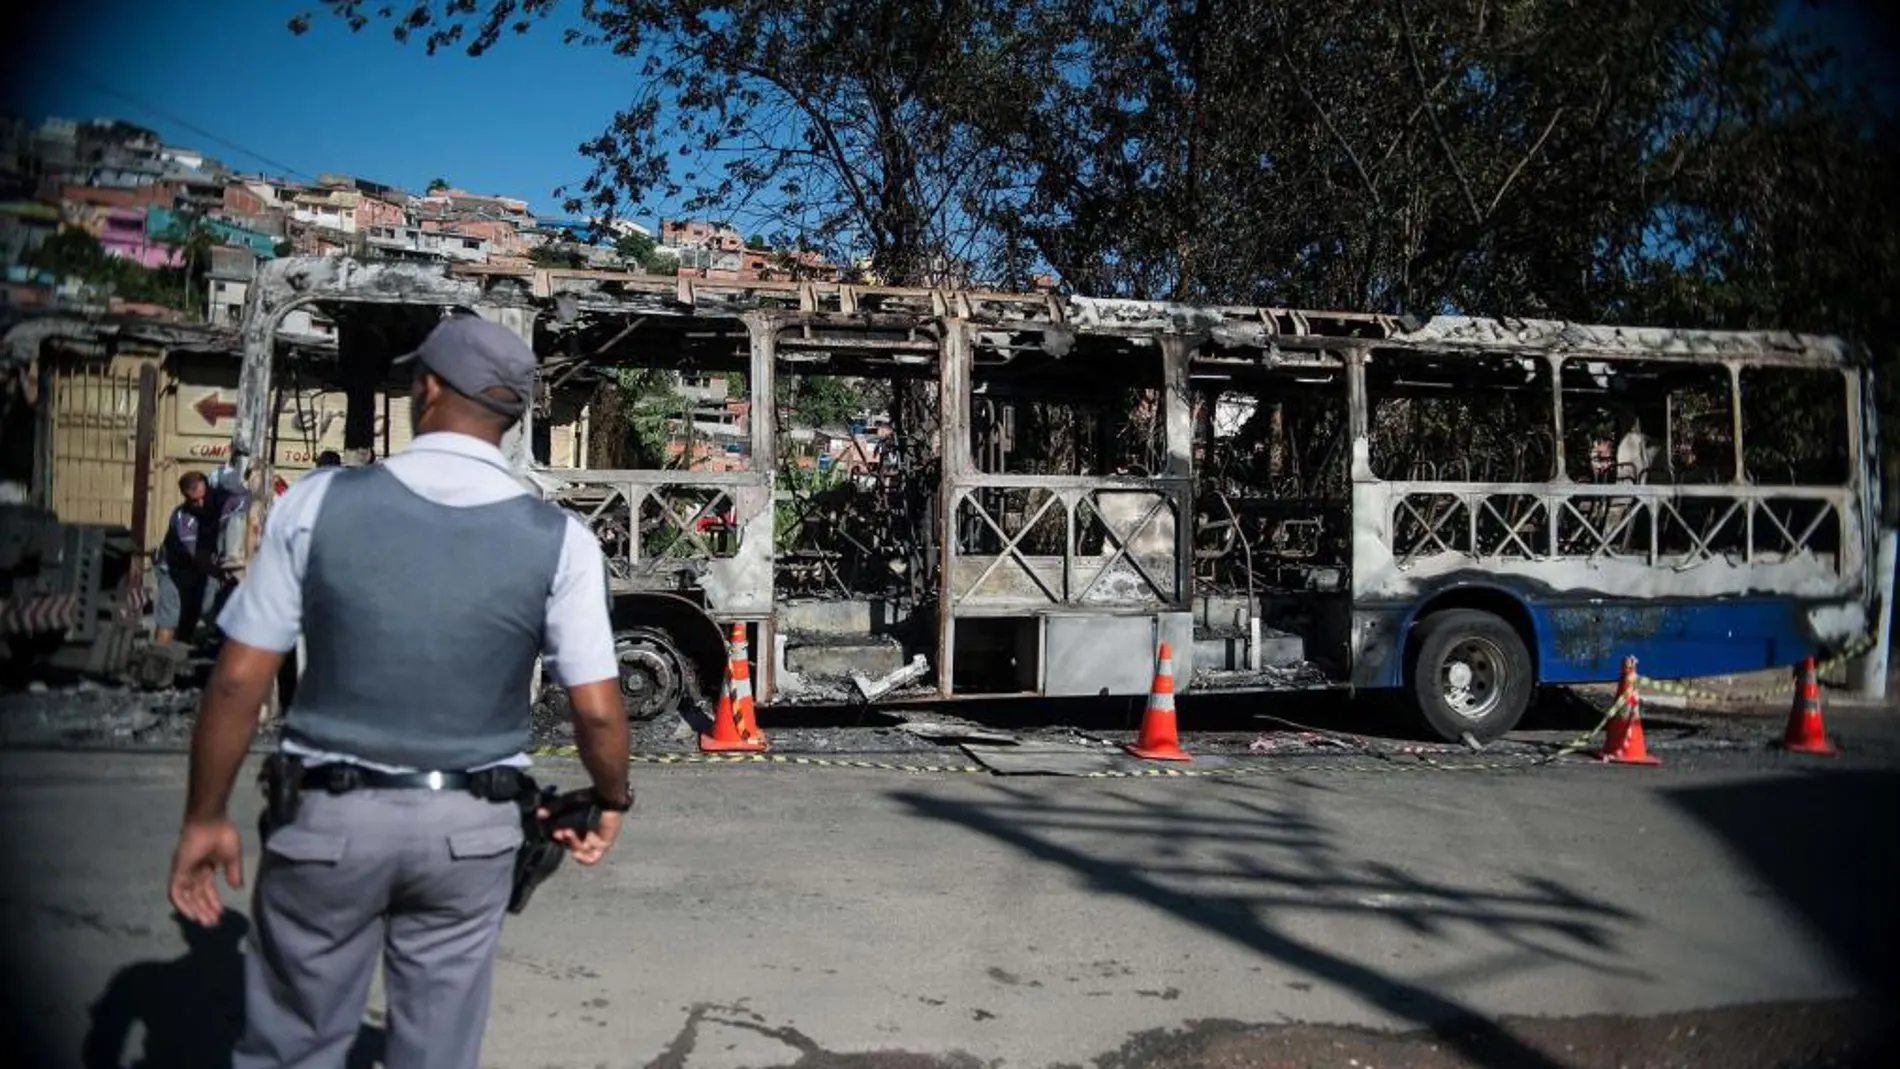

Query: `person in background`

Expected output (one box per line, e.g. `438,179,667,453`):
315,450,343,468
154,467,249,646
206,454,256,623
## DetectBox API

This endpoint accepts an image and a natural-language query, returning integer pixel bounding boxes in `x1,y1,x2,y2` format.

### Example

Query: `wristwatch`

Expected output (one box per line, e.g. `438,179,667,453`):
595,785,635,812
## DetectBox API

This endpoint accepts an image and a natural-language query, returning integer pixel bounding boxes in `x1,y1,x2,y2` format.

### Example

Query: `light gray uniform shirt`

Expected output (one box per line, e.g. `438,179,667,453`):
217,432,620,771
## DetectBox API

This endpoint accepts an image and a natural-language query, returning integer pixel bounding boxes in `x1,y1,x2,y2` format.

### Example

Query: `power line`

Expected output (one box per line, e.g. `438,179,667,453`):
65,67,322,183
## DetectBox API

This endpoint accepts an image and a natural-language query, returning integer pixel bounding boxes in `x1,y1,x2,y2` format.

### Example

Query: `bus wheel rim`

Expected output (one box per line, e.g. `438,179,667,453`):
1440,636,1504,721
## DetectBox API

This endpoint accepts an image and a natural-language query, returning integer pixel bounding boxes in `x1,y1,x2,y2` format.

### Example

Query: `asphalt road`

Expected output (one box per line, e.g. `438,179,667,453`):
1,750,1894,1068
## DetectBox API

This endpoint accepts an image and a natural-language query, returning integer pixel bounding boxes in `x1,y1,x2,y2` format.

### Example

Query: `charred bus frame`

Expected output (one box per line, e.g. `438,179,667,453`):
231,258,1880,741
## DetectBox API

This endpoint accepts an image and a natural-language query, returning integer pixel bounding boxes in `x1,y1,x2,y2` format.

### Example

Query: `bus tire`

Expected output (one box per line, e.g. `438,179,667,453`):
614,626,703,722
1407,608,1533,743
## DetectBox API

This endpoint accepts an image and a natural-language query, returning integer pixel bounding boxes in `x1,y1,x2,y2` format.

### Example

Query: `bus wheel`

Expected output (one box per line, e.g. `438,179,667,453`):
615,626,700,722
1407,608,1533,743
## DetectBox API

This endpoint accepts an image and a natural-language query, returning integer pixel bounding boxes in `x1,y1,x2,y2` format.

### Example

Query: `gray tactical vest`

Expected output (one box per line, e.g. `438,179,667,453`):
284,464,567,769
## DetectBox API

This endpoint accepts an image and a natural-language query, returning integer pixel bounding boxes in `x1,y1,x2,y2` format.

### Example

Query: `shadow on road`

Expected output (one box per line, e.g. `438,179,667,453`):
78,910,385,1069
1665,770,1900,1005
891,779,1641,1069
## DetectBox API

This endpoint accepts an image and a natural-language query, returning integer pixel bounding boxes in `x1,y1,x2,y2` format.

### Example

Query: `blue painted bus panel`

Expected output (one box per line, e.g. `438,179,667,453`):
1532,600,1820,684
1353,593,1840,688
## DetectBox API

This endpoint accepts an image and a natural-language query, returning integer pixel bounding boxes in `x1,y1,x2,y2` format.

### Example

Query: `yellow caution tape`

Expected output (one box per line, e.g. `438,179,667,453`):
1076,757,1543,778
528,745,1543,777
530,747,989,774
1632,634,1877,705
1540,632,1879,762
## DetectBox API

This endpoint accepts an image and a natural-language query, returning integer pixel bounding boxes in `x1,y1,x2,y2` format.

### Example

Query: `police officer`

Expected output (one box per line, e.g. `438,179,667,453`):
166,313,632,1069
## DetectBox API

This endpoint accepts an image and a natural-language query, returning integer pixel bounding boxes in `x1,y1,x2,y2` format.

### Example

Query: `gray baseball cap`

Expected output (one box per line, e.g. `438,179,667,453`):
393,314,535,418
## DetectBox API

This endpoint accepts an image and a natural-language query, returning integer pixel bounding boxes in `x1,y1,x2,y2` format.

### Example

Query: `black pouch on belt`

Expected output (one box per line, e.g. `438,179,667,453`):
257,753,303,841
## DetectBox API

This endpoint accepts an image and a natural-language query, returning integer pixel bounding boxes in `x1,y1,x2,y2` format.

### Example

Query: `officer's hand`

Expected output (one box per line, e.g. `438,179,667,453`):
549,809,621,866
168,817,244,926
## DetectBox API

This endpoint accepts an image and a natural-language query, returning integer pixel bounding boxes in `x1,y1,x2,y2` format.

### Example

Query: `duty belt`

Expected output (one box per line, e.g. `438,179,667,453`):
299,764,529,801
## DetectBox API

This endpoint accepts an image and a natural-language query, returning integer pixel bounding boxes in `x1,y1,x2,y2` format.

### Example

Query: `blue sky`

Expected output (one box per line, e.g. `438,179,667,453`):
7,1,644,219
5,1,1892,229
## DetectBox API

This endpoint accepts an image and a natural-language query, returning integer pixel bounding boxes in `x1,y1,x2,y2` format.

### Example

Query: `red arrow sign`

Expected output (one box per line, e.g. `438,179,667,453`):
195,392,238,426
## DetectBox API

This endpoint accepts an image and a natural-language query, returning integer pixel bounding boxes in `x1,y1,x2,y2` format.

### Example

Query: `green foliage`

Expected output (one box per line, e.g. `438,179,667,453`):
28,226,112,280
614,231,655,262
746,233,769,251
613,367,690,468
612,230,680,274
721,370,875,431
774,460,850,545
583,367,692,470
152,209,219,316
783,375,865,430
27,226,195,312
529,243,586,268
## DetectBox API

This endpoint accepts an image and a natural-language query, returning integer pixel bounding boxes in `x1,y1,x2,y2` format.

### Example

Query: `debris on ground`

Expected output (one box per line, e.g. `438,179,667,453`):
0,682,204,748
1249,732,1357,754
854,655,932,702
2,676,1896,775
896,720,1020,745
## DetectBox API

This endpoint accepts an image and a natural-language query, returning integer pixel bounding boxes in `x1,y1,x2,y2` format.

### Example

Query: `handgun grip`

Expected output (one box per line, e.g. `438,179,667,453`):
541,788,603,835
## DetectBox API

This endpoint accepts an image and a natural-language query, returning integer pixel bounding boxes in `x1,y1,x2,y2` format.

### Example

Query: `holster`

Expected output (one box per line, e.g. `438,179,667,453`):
257,753,303,841
507,779,606,915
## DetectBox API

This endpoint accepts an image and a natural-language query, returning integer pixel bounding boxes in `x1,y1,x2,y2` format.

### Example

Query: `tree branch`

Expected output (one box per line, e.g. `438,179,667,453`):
1487,106,1565,216
726,58,879,239
1268,10,1384,217
1397,0,1485,225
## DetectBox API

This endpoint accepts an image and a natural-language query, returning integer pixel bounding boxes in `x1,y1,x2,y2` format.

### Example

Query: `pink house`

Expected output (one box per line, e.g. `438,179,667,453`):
71,209,181,269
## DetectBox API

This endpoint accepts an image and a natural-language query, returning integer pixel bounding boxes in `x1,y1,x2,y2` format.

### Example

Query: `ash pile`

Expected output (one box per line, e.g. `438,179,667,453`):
0,680,207,749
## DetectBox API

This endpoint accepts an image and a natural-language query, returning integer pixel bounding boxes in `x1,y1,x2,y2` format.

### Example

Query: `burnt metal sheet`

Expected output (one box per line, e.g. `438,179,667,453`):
2,315,239,368
242,258,1864,366
1042,611,1195,697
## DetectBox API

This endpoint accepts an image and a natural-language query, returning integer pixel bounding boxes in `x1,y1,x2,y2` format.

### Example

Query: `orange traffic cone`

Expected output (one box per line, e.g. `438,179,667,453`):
1779,656,1836,757
1125,641,1190,762
700,623,766,753
728,623,767,747
1598,656,1660,766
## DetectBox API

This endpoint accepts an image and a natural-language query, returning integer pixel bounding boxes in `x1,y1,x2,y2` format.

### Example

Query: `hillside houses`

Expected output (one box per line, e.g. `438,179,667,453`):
2,114,848,323
0,113,865,494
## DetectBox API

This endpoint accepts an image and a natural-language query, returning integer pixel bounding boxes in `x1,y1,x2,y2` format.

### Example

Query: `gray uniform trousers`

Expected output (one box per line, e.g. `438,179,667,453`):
233,786,523,1069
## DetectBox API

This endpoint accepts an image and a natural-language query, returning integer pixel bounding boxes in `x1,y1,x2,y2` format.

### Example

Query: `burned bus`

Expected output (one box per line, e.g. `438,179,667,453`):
230,259,1881,741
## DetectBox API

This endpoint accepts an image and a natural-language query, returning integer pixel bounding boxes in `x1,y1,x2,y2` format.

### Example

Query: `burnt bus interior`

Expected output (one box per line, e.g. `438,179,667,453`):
1360,351,1851,569
1187,343,1352,685
550,303,954,709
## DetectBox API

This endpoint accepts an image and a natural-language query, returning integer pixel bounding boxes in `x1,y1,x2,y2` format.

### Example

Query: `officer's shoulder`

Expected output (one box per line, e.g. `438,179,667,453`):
273,465,355,513
520,493,580,530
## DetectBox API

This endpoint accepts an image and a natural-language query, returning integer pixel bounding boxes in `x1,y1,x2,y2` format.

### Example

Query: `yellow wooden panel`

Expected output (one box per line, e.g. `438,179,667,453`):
47,358,145,530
